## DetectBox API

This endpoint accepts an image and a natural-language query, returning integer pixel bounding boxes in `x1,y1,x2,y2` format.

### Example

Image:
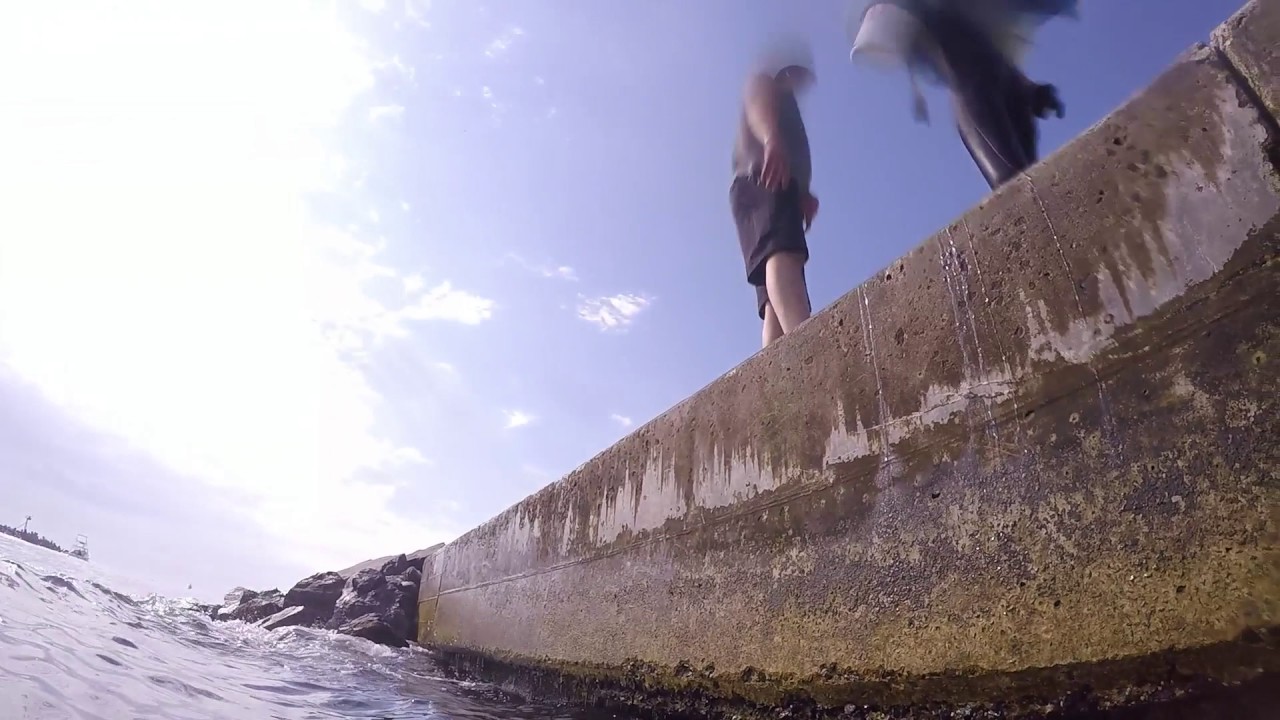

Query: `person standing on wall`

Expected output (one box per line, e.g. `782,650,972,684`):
846,0,1077,189
730,42,820,348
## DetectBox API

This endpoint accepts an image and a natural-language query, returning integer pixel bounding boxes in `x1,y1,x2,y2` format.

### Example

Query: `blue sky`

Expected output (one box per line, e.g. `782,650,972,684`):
0,0,1245,600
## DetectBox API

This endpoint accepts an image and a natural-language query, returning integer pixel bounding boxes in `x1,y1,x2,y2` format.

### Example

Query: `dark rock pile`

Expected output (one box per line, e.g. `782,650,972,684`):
210,554,428,648
216,587,285,624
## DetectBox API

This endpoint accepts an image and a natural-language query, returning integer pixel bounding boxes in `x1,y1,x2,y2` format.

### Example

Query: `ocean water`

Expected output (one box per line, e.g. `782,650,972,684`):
0,535,626,720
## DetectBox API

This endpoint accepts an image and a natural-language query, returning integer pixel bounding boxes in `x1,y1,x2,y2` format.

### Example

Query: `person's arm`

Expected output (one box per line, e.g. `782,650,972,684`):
743,73,784,146
742,73,791,190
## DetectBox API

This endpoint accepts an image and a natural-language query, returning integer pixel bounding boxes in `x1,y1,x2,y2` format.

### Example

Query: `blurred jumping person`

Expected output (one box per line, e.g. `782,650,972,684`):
847,0,1077,188
730,41,820,348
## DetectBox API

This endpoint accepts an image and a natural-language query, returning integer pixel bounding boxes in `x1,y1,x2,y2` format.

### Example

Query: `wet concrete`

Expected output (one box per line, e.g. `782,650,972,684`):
429,645,1280,719
418,2,1280,717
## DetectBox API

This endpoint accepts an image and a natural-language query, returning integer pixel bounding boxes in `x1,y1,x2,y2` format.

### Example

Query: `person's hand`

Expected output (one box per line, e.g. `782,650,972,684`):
1032,83,1064,119
801,191,819,231
759,138,791,191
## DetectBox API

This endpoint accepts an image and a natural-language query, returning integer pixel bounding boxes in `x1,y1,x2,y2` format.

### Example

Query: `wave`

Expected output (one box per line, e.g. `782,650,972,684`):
0,536,616,719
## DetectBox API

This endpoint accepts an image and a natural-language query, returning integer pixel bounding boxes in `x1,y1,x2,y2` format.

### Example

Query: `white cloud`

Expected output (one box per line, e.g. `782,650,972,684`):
383,446,430,467
484,26,525,58
375,55,416,83
404,0,431,28
400,282,495,325
477,85,508,118
576,293,653,332
309,232,404,352
610,413,633,428
359,0,387,13
504,253,578,281
432,361,457,375
313,252,493,350
0,0,463,576
402,273,425,294
400,200,411,212
503,410,536,429
368,104,405,124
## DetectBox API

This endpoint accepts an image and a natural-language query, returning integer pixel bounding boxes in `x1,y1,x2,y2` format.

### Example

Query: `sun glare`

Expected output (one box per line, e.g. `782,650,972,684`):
0,1,441,568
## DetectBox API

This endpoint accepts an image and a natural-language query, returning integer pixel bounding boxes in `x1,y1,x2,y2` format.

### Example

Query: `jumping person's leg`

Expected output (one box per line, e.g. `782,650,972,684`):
939,19,1033,189
1005,79,1040,168
952,78,1029,189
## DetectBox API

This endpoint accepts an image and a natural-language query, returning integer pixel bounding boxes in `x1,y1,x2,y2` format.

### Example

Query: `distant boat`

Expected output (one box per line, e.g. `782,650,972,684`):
69,535,89,561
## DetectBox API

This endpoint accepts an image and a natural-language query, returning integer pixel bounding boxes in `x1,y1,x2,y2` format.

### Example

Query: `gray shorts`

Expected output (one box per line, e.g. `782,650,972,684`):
729,175,810,319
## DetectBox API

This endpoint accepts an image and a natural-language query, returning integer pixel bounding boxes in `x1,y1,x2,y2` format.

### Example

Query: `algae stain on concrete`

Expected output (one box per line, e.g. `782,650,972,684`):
593,443,786,545
1023,82,1278,368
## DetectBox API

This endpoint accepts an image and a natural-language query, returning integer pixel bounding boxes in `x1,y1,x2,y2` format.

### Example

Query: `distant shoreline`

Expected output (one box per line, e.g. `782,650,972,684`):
0,524,68,555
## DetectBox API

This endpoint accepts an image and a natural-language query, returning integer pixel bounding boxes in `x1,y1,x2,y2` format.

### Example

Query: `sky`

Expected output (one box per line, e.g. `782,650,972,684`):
0,0,1246,601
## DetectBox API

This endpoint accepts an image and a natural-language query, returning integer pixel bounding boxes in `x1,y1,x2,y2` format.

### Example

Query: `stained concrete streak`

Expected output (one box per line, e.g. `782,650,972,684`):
853,285,893,471
959,215,1025,435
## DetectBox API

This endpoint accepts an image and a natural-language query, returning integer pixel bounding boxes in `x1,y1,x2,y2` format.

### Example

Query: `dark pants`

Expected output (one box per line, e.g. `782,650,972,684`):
935,14,1039,188
729,175,810,319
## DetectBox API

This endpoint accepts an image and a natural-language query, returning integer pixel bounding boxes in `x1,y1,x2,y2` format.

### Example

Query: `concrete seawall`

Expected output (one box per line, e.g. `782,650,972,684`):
419,3,1279,716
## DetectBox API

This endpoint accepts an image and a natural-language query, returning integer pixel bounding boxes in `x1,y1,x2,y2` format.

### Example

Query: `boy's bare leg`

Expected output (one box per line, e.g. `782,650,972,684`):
762,302,784,347
764,251,811,334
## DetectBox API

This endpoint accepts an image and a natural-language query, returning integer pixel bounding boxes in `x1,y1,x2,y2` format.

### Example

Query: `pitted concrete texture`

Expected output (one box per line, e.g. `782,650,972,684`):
418,8,1280,717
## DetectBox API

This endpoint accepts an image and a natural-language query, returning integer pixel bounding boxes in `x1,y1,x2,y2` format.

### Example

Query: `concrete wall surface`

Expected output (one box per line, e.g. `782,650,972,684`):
419,3,1280,716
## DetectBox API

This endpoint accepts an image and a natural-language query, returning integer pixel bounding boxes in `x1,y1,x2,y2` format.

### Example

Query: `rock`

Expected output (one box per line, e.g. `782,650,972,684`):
258,606,309,631
222,587,256,607
378,553,416,577
336,544,443,578
328,566,420,642
214,587,263,621
282,571,344,626
225,589,284,624
349,567,386,595
402,566,422,587
329,570,401,634
393,577,417,633
217,547,428,642
338,613,407,648
376,553,428,579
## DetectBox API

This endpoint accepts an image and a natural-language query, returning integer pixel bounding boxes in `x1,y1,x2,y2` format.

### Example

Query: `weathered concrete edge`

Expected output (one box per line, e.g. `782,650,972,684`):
419,5,1280,712
427,641,1280,720
1212,0,1280,127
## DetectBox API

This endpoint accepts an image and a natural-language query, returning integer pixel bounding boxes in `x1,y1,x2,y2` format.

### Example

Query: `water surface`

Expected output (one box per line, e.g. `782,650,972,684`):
0,535,628,720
